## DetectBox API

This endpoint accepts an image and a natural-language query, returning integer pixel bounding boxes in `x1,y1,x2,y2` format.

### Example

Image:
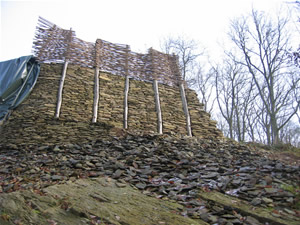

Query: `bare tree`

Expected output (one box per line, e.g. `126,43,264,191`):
280,120,300,147
290,1,300,125
246,102,261,142
228,9,300,145
160,35,203,86
214,62,236,140
215,112,231,138
193,64,216,114
213,57,255,142
285,1,300,67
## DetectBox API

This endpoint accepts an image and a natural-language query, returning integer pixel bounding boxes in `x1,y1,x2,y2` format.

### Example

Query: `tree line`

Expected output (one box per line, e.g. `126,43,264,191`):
161,3,300,147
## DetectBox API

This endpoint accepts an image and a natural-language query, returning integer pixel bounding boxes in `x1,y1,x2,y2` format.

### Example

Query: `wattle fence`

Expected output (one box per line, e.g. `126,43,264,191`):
33,17,182,87
32,17,194,136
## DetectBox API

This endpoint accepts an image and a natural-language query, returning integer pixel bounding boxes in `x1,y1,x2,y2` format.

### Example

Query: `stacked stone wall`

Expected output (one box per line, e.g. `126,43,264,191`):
186,89,223,138
60,66,94,122
0,63,222,146
98,73,124,128
159,85,187,134
128,80,157,132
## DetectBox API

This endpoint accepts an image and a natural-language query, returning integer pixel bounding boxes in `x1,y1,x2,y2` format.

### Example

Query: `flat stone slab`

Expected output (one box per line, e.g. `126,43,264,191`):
198,191,300,225
0,177,207,225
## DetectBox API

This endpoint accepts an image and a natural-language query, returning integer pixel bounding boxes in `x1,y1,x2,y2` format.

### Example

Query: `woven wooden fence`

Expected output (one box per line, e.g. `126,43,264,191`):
32,17,192,136
33,17,182,86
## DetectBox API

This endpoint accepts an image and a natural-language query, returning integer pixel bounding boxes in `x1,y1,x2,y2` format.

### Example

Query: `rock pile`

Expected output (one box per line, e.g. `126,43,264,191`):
0,134,299,224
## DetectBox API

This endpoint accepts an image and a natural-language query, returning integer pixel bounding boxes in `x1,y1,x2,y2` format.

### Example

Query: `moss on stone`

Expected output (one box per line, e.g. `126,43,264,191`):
198,191,299,225
0,177,207,225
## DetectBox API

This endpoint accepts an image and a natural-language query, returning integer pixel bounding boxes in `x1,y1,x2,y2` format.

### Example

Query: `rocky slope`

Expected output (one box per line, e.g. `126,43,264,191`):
0,132,299,224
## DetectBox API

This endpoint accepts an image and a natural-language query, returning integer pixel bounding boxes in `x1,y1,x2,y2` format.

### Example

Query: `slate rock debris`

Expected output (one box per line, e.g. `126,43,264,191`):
0,133,299,224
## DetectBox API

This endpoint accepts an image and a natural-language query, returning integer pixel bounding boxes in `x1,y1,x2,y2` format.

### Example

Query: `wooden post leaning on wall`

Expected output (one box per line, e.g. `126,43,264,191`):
150,48,163,134
55,59,68,118
180,81,192,136
123,45,130,129
171,53,192,136
92,68,100,123
153,80,163,134
55,28,72,118
92,39,101,123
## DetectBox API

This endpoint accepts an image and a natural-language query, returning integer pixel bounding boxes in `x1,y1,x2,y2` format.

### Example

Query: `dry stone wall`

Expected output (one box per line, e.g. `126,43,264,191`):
0,63,222,146
186,89,222,138
98,72,124,128
128,79,157,132
60,66,94,122
159,84,187,135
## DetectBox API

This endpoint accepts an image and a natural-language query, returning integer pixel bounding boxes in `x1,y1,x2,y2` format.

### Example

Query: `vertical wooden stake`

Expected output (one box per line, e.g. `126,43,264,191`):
92,67,100,123
123,45,130,129
179,82,192,136
153,80,163,134
124,76,129,129
55,60,68,118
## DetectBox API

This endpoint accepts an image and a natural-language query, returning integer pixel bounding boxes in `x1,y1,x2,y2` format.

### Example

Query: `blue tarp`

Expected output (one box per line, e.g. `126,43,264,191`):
0,55,40,123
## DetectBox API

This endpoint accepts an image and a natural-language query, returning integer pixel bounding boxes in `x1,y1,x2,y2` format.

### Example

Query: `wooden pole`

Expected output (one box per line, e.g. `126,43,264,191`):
153,80,163,134
92,39,101,123
123,45,130,129
124,76,129,129
55,28,72,119
149,48,163,134
179,82,192,136
92,67,100,123
55,60,68,118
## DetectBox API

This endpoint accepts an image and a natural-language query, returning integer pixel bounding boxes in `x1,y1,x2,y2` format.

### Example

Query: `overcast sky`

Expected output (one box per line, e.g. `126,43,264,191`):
0,0,298,62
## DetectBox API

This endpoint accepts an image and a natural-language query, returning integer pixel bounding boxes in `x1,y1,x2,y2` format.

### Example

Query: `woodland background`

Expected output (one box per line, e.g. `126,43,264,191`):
160,1,300,147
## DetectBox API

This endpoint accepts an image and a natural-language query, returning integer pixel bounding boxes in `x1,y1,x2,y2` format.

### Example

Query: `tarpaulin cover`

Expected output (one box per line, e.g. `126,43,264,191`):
0,55,40,123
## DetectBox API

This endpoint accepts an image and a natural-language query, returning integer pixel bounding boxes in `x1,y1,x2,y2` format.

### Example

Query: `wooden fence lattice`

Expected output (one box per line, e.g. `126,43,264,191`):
32,17,192,136
33,17,182,86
